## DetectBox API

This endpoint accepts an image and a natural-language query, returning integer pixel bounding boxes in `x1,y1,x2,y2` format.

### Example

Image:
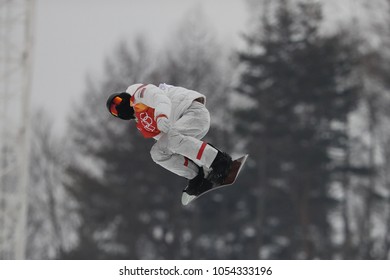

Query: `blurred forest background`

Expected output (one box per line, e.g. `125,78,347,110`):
2,0,390,259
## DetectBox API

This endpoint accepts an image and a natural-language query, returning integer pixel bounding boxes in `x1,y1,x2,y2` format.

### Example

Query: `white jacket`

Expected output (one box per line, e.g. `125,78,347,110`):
126,83,206,123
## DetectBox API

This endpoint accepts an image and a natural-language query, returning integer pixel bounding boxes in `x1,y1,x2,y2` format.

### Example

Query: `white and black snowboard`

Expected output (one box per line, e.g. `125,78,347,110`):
181,154,249,205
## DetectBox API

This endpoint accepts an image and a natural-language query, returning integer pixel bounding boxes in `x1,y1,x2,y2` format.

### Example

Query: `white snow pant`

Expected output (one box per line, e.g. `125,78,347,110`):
150,101,218,179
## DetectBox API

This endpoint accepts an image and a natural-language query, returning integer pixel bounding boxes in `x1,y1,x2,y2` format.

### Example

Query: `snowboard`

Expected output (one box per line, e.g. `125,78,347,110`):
181,154,249,206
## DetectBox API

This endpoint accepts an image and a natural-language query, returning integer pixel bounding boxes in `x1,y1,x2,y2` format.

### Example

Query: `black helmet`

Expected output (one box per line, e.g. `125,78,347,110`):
106,92,135,120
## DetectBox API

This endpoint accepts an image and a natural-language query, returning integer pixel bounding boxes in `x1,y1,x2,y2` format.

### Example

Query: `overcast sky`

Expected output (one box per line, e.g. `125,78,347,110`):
30,0,382,134
31,0,249,133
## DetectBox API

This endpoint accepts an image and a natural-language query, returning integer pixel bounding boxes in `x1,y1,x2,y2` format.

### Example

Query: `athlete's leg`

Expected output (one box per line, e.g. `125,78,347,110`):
150,101,217,179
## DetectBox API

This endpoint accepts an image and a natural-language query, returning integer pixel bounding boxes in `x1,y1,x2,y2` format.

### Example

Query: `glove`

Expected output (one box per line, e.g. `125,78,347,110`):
157,116,171,133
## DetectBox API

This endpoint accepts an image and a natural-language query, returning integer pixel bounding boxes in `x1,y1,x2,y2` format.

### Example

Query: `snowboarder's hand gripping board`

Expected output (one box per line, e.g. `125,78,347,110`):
181,154,249,205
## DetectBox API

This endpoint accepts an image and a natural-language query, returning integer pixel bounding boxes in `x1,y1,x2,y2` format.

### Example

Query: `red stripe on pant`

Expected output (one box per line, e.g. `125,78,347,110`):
196,142,207,160
184,157,189,167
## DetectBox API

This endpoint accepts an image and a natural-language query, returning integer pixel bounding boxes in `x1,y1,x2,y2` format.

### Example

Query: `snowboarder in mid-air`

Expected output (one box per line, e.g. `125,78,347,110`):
106,83,247,204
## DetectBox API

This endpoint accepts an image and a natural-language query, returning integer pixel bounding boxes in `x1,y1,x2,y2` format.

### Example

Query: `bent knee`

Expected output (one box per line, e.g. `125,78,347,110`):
150,144,171,163
166,129,186,152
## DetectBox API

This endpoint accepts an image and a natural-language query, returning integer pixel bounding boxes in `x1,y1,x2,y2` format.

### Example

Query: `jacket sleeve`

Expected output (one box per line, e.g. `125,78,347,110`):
131,84,171,120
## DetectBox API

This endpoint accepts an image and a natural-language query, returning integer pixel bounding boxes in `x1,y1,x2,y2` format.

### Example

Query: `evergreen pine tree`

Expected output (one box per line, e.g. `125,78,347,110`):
235,0,360,259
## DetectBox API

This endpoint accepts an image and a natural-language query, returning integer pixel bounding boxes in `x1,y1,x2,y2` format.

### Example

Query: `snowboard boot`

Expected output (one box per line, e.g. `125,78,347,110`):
207,151,233,185
185,167,213,196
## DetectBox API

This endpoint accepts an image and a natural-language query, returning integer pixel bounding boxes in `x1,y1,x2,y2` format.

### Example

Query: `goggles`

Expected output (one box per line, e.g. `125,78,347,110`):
109,96,123,117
